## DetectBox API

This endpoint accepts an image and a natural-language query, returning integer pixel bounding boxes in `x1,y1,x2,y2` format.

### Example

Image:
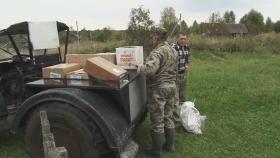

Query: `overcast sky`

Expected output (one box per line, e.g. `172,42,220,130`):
0,0,279,30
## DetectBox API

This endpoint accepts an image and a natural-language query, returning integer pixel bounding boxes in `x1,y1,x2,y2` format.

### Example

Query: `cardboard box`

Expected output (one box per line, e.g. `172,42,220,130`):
116,46,143,69
66,69,91,86
42,63,81,85
95,53,116,64
84,57,127,81
66,53,116,66
66,54,95,66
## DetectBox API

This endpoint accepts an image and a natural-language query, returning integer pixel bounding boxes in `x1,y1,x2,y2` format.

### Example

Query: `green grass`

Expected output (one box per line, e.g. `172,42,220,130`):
134,51,280,158
1,51,280,158
0,132,27,158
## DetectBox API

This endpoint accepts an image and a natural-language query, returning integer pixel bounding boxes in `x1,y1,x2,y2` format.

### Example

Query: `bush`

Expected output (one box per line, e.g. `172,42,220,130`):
222,41,240,52
187,33,280,53
68,40,125,54
274,21,280,33
68,33,280,55
93,28,113,42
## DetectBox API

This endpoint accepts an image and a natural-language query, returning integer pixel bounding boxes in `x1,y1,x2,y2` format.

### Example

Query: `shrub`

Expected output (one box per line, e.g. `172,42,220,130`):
187,33,280,53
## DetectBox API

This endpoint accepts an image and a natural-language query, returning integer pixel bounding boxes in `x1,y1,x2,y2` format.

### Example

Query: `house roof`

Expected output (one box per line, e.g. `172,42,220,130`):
227,24,248,34
201,23,249,34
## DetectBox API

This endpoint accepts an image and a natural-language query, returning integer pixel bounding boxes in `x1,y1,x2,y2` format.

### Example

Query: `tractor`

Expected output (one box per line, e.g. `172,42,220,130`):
0,21,147,158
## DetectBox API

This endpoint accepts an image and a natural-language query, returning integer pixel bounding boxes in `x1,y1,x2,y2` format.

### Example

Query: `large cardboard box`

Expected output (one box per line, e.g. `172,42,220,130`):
66,69,91,86
116,46,143,69
42,63,81,85
66,54,95,66
66,53,116,66
95,53,116,64
84,57,127,81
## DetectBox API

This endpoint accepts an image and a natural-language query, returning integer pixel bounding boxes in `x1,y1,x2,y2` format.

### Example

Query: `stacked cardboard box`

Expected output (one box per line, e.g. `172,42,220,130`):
43,53,129,87
42,63,81,85
66,69,91,86
84,57,127,81
116,46,143,69
66,53,116,66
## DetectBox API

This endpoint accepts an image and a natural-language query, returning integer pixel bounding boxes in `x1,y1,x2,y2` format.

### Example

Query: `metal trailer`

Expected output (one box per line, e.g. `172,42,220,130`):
0,21,147,158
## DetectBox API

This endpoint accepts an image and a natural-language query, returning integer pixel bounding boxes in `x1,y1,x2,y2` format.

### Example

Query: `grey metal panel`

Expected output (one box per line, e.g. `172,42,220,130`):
14,88,131,155
0,93,5,108
228,24,249,34
129,73,147,122
0,92,8,117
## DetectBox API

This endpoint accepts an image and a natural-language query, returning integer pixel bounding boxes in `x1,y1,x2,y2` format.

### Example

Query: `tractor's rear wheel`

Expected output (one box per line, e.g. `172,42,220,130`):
24,102,114,158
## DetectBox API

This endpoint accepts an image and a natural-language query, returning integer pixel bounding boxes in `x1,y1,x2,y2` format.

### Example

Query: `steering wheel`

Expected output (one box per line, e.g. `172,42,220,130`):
12,54,31,63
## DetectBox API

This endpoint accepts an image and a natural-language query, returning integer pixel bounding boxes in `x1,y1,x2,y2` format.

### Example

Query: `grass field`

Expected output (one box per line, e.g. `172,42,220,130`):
135,51,280,158
0,51,279,158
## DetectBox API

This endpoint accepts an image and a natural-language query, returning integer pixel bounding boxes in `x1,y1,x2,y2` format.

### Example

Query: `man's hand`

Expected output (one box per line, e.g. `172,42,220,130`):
130,63,143,73
185,65,189,71
137,64,143,73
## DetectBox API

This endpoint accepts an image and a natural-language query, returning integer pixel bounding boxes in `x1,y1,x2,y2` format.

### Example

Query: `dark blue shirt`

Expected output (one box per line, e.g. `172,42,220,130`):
171,43,191,74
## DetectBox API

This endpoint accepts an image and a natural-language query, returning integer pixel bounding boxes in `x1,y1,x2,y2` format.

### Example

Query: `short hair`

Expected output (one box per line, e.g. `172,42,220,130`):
152,27,167,41
176,32,187,38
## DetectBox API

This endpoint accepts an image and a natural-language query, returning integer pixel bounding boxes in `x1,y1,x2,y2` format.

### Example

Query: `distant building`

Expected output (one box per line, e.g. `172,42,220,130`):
201,23,248,36
227,24,249,36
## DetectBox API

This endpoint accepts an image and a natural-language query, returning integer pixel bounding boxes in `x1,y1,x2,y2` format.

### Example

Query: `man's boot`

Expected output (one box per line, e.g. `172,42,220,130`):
143,131,164,158
164,128,175,152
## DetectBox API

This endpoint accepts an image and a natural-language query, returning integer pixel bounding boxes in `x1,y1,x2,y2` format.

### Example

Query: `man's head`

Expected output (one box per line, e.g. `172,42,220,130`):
176,32,187,46
151,27,167,47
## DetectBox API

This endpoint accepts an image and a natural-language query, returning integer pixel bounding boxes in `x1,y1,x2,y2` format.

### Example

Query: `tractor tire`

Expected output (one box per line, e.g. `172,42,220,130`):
24,101,114,158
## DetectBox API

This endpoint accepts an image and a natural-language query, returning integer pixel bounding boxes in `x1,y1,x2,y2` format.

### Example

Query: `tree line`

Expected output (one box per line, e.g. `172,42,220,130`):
70,6,280,47
128,6,280,36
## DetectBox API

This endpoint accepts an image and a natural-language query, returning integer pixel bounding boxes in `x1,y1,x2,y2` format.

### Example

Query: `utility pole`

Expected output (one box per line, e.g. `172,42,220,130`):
179,13,182,31
76,21,80,52
90,31,93,44
170,13,182,37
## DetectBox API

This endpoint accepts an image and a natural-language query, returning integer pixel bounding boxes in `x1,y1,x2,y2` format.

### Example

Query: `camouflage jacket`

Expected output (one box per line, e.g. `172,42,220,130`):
140,42,177,89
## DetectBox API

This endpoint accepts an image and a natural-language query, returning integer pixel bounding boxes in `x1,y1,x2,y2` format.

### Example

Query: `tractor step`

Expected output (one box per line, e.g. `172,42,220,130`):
120,139,139,158
7,104,17,114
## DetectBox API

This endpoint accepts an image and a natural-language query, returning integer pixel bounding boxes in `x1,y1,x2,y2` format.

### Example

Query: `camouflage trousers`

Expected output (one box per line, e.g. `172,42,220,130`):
147,87,176,133
173,72,188,123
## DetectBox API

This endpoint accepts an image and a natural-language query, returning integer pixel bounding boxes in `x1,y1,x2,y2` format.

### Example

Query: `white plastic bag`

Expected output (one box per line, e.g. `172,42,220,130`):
180,101,206,134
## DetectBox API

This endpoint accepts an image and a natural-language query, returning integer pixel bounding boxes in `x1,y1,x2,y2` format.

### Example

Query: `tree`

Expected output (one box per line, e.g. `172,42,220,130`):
240,9,264,34
94,27,113,42
160,7,179,36
223,10,236,23
79,28,90,41
189,20,200,34
126,6,154,52
209,12,223,23
112,30,125,41
265,17,274,32
274,20,280,33
180,20,189,33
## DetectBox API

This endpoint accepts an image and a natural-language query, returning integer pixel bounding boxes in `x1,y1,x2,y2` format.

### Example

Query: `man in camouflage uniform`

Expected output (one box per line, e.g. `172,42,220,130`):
171,32,191,127
137,28,177,158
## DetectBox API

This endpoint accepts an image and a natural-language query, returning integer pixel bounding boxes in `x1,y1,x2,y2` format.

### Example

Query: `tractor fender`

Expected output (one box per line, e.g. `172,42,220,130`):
13,88,133,153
